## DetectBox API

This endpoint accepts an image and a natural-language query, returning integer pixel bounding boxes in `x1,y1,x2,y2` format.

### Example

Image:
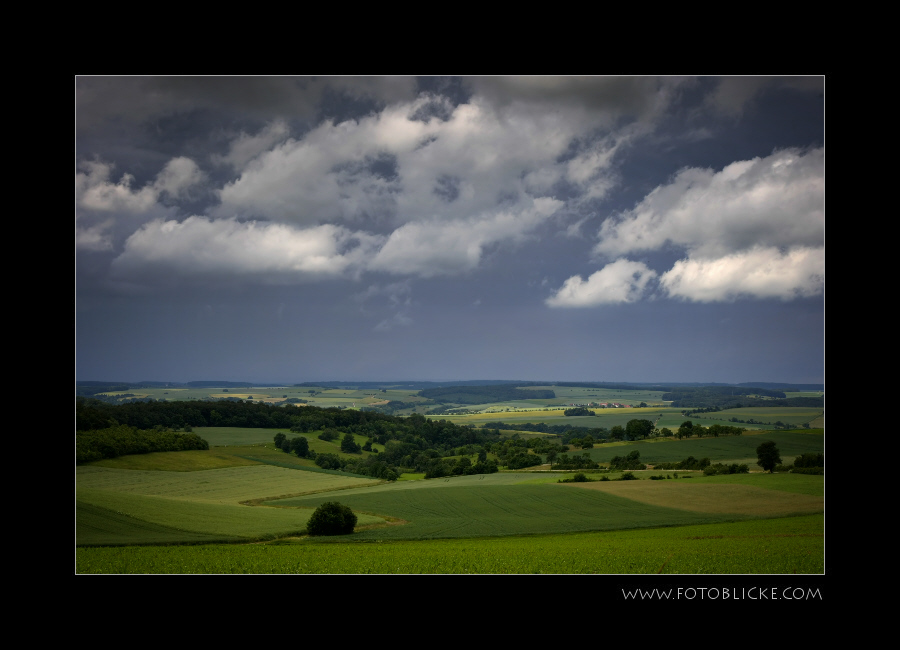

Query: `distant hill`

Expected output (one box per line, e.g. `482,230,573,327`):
77,379,823,397
737,382,824,391
419,384,556,404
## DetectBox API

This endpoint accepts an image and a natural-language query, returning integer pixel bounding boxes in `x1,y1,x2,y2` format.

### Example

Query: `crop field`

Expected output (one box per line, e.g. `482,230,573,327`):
76,432,823,546
92,385,427,409
446,407,822,432
75,391,824,574
581,430,823,466
89,449,263,471
176,427,383,457
265,470,822,541
76,514,823,574
77,465,381,504
450,407,678,428
567,477,823,516
444,403,822,431
691,407,823,427
89,386,822,433
76,464,386,545
520,385,671,405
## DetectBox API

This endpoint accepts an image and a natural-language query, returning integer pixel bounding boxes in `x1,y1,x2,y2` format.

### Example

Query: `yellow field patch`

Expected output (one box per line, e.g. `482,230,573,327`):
563,481,823,517
449,409,567,420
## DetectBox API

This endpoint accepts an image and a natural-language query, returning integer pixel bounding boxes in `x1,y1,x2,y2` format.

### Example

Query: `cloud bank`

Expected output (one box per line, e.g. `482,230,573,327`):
548,147,824,306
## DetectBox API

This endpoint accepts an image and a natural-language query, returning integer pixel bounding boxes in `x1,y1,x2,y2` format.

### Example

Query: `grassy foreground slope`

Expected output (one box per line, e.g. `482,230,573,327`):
76,513,823,574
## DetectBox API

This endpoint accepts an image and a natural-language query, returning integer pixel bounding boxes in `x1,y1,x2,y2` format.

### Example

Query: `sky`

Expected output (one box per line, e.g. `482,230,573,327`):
75,76,824,385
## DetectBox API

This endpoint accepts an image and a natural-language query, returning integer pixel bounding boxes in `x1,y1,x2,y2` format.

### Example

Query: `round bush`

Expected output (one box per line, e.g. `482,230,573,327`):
306,501,358,536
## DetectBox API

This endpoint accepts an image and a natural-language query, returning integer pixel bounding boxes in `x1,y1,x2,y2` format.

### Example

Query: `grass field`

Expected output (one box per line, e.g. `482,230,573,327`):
580,429,824,467
76,463,387,545
265,471,822,541
444,407,822,432
75,419,824,574
76,514,823,574
94,386,431,409
91,385,822,432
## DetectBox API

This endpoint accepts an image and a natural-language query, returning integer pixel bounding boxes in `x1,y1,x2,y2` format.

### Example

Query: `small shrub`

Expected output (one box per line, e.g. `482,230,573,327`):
318,429,339,442
793,453,824,468
619,472,638,481
306,502,357,536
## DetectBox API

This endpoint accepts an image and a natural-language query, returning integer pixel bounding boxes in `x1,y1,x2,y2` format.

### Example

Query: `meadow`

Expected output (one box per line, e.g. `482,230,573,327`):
76,385,824,574
578,429,823,466
95,386,429,409
77,514,823,574
76,435,823,573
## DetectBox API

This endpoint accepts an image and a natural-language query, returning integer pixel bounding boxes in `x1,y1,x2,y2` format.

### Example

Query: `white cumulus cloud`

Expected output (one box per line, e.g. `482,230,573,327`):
76,161,160,213
370,197,563,277
546,259,657,307
111,217,383,282
76,157,205,212
587,147,824,302
596,147,824,259
659,246,824,301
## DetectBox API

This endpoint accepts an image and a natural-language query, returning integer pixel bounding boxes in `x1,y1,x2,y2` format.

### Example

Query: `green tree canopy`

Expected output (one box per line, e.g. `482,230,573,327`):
341,432,361,453
290,436,310,457
306,502,357,536
756,441,782,473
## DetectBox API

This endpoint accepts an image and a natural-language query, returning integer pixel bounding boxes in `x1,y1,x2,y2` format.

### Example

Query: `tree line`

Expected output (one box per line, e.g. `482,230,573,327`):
76,425,209,464
662,386,822,409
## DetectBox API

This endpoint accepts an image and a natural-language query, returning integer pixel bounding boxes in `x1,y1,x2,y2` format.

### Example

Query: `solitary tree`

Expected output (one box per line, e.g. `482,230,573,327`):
756,441,782,473
306,502,357,536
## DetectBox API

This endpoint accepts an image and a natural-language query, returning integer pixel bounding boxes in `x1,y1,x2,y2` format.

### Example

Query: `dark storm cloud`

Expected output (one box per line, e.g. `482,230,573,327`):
76,76,824,383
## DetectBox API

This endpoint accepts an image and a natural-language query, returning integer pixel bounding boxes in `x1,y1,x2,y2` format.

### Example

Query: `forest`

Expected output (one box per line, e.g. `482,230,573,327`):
662,386,823,409
76,397,504,479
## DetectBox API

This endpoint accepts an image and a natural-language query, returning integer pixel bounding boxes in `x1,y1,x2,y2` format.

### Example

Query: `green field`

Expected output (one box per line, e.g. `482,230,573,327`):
581,429,824,466
93,386,430,410
76,513,823,574
76,394,824,574
266,471,822,541
91,385,822,432
76,428,824,574
444,407,822,432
